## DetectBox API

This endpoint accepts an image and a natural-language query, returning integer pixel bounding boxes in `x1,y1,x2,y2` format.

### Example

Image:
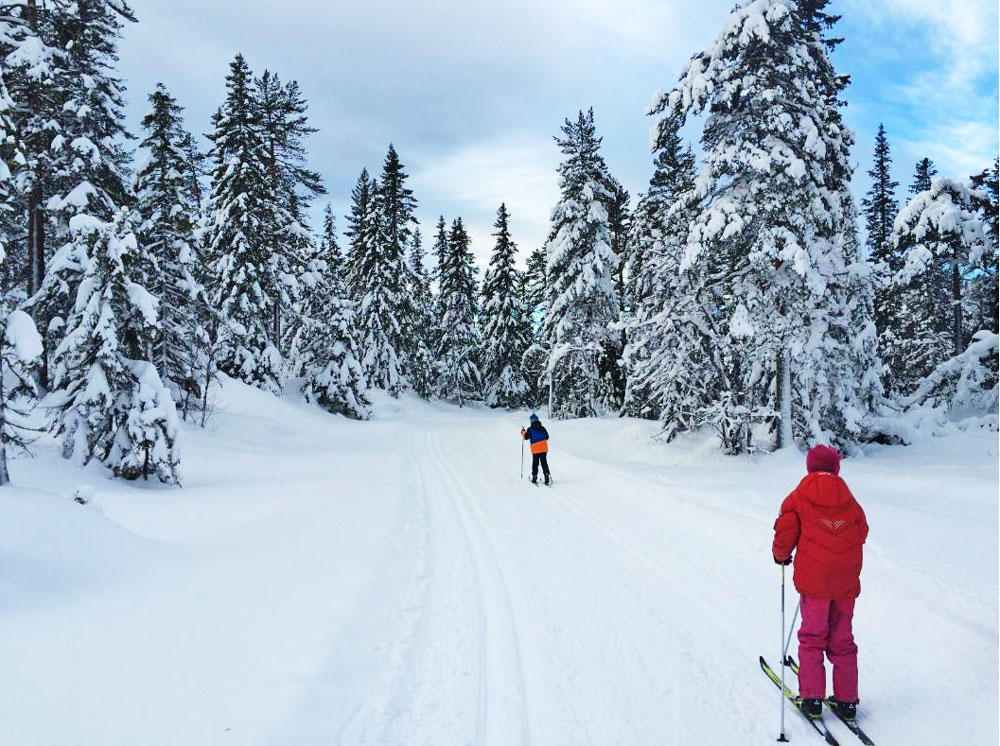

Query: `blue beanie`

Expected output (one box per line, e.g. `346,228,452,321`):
529,413,539,421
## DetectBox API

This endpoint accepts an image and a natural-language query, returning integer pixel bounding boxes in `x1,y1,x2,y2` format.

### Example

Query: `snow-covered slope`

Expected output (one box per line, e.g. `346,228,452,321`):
1,379,996,745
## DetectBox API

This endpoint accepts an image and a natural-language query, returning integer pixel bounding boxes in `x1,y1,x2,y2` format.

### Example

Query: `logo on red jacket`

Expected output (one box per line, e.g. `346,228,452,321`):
820,518,846,531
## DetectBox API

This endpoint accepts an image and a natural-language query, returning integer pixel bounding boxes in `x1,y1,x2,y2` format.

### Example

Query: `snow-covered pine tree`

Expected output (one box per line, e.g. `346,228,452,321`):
969,159,998,336
910,157,938,195
649,0,883,450
540,108,620,419
296,208,370,420
860,123,906,394
519,246,548,405
320,203,344,278
46,209,180,483
522,246,548,334
0,0,69,299
7,1,135,386
254,70,324,346
202,54,285,394
404,227,436,399
434,217,481,404
480,203,531,408
344,168,374,300
133,82,202,402
347,156,409,395
375,144,419,389
622,114,701,423
0,63,44,483
891,178,992,390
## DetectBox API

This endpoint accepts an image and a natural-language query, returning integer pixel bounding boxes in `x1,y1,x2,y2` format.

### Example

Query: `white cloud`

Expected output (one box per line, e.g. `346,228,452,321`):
410,133,562,269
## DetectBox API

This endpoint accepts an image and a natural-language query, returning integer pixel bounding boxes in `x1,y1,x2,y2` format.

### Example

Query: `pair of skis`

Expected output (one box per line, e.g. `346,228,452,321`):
759,655,875,745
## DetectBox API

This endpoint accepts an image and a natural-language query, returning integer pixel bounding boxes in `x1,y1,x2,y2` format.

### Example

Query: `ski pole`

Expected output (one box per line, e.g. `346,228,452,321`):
520,432,525,480
778,563,789,742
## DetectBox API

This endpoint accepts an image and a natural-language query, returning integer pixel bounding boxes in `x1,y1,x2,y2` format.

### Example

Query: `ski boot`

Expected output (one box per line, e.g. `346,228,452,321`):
798,698,823,720
544,473,551,485
831,699,857,722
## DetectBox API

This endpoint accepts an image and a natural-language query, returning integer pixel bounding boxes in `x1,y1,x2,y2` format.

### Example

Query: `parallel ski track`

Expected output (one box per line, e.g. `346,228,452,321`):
425,420,533,746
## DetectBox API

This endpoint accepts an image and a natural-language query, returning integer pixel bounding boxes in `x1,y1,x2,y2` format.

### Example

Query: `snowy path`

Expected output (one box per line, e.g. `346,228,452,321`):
0,384,996,746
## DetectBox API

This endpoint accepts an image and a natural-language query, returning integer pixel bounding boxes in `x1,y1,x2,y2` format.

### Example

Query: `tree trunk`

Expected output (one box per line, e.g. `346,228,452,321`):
952,245,963,356
0,367,9,486
775,348,792,450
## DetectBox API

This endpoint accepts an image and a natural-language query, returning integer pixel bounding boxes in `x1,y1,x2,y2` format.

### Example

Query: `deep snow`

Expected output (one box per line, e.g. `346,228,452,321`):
0,378,996,745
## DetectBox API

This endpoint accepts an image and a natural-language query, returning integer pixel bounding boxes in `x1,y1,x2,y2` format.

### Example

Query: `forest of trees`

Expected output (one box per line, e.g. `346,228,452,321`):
0,0,995,485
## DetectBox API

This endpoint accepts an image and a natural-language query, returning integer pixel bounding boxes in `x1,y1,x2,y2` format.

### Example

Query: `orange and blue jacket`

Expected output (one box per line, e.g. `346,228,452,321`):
521,422,549,454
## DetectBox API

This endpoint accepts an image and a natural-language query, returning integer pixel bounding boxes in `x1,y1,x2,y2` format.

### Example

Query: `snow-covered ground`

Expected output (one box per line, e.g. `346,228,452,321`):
1,379,996,745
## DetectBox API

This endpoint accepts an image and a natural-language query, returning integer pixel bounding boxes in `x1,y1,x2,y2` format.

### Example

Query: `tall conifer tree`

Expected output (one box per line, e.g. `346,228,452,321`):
480,204,531,408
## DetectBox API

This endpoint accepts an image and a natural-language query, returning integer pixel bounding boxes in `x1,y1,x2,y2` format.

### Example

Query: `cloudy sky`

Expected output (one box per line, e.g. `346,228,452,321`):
116,0,999,269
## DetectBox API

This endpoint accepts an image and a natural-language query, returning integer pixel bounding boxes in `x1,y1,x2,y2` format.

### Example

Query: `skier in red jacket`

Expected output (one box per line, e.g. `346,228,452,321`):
772,444,869,722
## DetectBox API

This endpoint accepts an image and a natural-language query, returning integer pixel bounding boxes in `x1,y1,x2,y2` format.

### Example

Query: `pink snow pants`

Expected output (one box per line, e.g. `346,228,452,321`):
797,595,859,703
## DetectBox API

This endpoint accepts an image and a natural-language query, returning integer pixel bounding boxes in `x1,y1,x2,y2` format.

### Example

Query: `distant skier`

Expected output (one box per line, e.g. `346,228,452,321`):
520,413,551,485
772,444,869,723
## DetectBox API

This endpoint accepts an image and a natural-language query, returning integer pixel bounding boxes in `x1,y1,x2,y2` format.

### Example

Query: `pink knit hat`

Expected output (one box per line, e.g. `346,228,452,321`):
806,444,842,475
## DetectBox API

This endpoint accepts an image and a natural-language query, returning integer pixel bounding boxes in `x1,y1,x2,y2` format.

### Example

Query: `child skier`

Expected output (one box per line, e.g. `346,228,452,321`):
772,444,869,722
520,413,551,485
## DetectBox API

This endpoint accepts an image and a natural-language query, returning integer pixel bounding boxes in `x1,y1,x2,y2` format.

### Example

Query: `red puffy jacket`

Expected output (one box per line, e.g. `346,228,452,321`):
772,472,869,599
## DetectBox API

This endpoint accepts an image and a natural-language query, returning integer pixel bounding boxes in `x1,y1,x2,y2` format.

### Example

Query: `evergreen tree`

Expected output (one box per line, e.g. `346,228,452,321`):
297,213,370,420
404,228,436,399
522,246,548,334
860,123,905,393
910,157,938,195
969,159,999,335
6,1,136,386
349,159,410,395
254,70,324,345
319,203,344,279
434,217,481,404
480,204,531,408
203,54,285,394
623,114,700,423
376,144,419,388
541,109,620,418
46,210,180,483
520,246,548,404
648,0,883,450
891,178,992,390
344,168,374,299
133,82,202,399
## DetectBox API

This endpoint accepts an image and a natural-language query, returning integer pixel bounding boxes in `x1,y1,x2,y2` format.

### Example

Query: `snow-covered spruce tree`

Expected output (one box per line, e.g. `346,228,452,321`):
133,82,203,400
649,0,883,450
540,108,620,419
346,153,411,395
46,209,180,483
622,114,700,423
434,217,481,404
7,1,135,385
202,54,285,394
860,123,906,395
375,144,418,390
0,0,69,299
480,203,531,408
969,159,998,336
344,168,374,300
519,246,548,405
909,157,937,196
404,228,436,399
890,178,993,392
296,211,371,420
254,70,324,345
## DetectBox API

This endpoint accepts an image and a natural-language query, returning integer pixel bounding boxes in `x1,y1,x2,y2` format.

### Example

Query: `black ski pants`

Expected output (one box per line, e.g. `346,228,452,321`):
531,452,550,481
